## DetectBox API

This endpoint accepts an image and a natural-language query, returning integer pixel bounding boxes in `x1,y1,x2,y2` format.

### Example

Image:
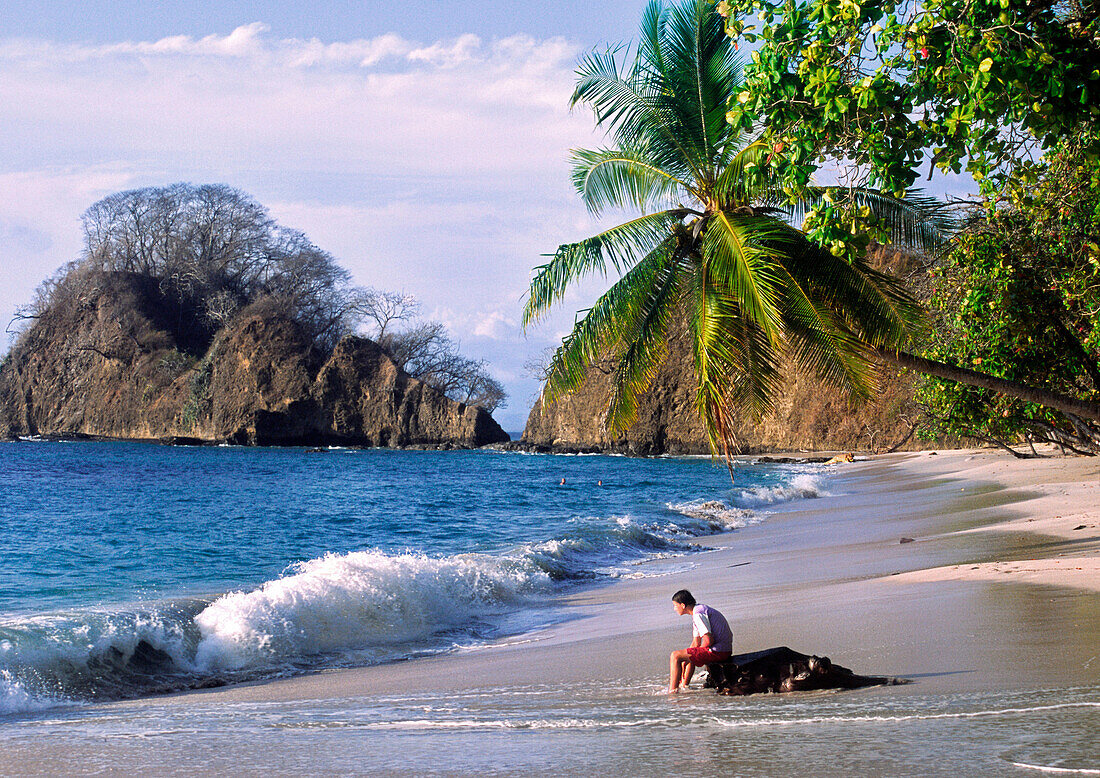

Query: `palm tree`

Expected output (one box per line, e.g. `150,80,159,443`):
522,0,1100,459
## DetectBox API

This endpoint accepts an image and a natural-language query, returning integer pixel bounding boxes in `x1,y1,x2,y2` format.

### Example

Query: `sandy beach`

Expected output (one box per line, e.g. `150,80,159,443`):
3,448,1098,776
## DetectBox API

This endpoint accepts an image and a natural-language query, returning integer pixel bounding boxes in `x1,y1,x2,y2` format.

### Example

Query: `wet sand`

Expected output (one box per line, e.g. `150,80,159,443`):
3,448,1098,775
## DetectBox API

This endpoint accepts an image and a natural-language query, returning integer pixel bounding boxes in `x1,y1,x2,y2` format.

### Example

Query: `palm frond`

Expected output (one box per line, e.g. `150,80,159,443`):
714,139,781,206
788,188,959,253
855,189,959,252
605,252,687,432
776,225,925,349
542,239,678,401
572,47,704,183
570,147,697,215
657,0,740,173
636,0,670,87
523,211,685,327
700,211,791,344
689,265,782,453
772,263,875,398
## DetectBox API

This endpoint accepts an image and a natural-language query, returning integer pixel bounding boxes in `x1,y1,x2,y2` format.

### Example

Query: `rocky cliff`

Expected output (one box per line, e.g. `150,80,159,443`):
523,246,958,456
0,272,508,447
522,321,943,455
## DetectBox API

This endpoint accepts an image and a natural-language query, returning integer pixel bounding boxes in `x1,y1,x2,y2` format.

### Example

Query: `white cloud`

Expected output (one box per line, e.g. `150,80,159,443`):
0,23,615,430
283,33,412,68
106,22,271,58
407,33,482,68
0,26,589,179
472,310,515,339
430,307,517,341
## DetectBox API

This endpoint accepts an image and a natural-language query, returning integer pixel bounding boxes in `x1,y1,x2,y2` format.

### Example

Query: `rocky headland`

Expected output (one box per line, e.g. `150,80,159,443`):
521,245,961,456
0,272,508,448
521,317,950,456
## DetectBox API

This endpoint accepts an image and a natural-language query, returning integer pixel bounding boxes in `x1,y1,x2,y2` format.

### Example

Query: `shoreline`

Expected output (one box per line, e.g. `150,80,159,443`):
4,431,941,459
145,447,1100,705
3,447,1098,775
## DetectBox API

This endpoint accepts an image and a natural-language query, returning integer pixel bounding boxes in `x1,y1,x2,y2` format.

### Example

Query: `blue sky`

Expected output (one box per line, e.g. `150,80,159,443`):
0,1,664,432
0,2,973,433
0,1,648,48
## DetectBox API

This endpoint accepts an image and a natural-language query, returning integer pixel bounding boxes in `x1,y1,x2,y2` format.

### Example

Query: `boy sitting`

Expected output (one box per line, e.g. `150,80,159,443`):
667,589,733,693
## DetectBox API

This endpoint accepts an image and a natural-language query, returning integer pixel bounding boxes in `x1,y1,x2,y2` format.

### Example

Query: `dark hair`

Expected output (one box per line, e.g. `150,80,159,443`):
672,589,696,607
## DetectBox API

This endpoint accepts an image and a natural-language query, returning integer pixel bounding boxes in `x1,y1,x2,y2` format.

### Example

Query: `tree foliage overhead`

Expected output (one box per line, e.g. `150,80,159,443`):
719,0,1100,201
918,133,1100,453
715,0,1100,268
524,0,934,458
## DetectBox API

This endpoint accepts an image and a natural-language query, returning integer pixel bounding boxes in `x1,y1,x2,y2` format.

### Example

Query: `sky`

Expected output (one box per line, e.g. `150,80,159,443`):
0,1,662,432
0,1,973,434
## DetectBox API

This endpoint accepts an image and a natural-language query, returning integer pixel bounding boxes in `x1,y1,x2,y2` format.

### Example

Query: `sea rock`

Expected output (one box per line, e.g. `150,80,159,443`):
522,247,962,456
522,321,949,455
0,271,509,447
702,646,905,695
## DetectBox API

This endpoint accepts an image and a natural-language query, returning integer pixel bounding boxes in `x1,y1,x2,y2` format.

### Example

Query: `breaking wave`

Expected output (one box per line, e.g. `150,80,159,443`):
733,474,828,507
0,468,827,714
0,514,710,713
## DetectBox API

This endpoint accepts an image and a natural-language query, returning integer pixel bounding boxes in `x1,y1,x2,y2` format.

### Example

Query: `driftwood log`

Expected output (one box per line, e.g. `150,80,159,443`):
702,646,906,696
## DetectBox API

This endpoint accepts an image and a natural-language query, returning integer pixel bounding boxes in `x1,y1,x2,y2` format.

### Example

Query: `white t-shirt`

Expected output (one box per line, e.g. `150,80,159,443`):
692,609,712,640
689,604,733,653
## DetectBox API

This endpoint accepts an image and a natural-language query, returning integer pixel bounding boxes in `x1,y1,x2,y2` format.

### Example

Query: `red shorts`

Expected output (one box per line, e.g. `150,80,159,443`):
686,646,731,666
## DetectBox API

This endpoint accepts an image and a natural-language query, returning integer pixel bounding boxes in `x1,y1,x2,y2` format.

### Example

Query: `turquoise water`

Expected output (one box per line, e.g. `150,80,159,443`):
3,442,1099,776
0,440,823,711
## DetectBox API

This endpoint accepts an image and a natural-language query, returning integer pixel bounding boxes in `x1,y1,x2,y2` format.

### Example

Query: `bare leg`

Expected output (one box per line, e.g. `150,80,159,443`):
681,661,695,688
668,649,691,693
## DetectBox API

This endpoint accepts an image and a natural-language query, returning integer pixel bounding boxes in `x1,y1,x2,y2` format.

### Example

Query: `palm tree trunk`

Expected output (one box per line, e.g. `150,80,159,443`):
872,346,1100,424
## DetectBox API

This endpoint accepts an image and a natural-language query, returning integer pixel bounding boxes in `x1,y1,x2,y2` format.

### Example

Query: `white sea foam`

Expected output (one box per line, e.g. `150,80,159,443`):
708,701,1100,729
1010,763,1100,775
666,499,758,530
0,670,66,715
193,550,552,671
734,473,828,507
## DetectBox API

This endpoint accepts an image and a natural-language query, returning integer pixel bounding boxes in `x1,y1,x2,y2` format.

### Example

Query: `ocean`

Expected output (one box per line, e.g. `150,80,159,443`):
0,440,822,714
3,441,1098,777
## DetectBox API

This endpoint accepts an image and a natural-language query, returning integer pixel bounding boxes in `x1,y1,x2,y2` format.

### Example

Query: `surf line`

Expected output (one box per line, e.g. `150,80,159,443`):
1009,763,1100,775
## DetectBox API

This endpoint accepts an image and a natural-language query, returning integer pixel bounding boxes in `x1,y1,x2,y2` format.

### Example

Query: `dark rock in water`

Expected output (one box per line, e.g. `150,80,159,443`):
702,646,906,695
159,436,207,446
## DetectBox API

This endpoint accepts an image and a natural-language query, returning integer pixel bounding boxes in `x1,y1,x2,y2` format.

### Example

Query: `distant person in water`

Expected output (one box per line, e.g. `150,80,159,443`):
559,477,566,486
667,589,733,693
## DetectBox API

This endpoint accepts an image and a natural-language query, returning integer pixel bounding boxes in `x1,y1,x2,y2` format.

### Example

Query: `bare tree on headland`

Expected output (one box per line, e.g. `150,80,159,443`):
14,182,508,415
355,288,420,341
381,321,507,414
